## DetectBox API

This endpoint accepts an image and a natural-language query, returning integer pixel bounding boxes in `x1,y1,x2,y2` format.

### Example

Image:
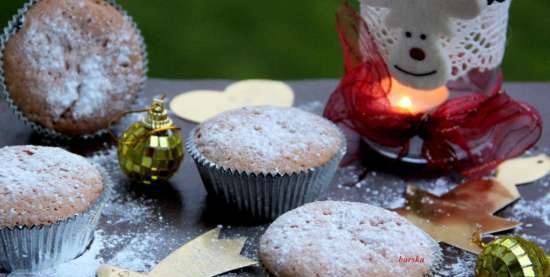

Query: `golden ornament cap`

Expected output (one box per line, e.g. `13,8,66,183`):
144,98,173,129
117,97,184,184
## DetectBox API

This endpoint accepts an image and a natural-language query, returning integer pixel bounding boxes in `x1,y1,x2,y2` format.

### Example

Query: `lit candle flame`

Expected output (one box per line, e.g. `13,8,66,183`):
385,77,450,114
397,96,413,112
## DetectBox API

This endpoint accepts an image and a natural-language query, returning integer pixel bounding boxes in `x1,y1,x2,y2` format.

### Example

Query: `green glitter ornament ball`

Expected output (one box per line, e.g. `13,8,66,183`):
118,98,184,184
476,236,550,277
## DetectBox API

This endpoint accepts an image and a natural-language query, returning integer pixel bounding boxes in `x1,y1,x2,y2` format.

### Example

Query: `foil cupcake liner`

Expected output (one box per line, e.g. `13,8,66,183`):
0,0,148,140
0,163,112,273
186,127,347,220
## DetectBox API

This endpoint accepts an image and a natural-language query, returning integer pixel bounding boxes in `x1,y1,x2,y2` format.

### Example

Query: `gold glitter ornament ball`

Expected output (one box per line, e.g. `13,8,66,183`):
476,236,550,277
117,98,184,184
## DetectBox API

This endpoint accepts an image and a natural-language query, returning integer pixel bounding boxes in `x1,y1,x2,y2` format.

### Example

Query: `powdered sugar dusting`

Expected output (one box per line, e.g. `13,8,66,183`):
260,201,441,277
437,247,477,277
3,149,196,277
18,0,143,120
0,145,103,227
511,191,550,226
197,106,343,173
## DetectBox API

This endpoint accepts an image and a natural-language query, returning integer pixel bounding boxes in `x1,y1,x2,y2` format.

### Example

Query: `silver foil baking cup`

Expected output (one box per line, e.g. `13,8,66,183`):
0,163,112,273
186,127,347,220
0,0,148,140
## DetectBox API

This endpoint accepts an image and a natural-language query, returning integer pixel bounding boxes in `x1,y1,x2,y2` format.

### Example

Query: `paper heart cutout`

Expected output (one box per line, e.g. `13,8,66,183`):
496,154,550,189
169,80,294,123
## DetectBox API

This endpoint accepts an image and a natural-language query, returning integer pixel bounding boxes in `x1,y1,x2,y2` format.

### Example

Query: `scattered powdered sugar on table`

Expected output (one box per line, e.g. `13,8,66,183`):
108,231,165,272
102,195,158,225
437,246,478,277
511,190,550,226
328,165,458,209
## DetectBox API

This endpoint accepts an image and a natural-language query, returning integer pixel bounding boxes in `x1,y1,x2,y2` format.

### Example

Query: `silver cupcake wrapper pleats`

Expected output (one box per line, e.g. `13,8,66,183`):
186,127,347,220
0,0,148,140
0,164,112,273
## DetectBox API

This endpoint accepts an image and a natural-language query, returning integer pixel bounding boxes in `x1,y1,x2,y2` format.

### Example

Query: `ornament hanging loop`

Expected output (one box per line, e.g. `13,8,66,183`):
108,95,180,143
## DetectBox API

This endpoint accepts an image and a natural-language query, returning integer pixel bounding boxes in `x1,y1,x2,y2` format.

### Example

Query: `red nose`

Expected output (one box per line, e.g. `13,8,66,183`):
409,48,426,61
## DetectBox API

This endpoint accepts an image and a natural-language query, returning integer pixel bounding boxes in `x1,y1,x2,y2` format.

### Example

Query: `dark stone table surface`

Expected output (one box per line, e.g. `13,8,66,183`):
0,80,549,277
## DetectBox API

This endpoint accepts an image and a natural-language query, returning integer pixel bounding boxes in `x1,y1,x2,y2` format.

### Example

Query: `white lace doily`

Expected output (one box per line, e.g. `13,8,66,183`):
361,1,511,80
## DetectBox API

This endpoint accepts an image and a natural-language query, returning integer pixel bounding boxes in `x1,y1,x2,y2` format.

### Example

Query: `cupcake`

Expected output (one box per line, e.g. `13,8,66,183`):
0,0,147,137
260,201,442,277
187,106,346,220
0,145,107,272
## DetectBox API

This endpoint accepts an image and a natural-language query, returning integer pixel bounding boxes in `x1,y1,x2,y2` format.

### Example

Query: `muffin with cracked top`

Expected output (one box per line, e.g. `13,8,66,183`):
1,0,146,136
187,106,346,220
0,145,107,272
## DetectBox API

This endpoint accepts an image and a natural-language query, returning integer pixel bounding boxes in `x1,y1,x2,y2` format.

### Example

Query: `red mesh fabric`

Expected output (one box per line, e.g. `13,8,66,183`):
324,5,543,177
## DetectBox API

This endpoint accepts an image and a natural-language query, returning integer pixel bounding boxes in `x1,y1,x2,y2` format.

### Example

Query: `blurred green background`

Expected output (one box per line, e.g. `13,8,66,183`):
1,0,549,80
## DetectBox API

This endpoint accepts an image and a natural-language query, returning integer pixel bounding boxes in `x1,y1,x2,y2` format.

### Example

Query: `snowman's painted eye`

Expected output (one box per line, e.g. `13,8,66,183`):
420,34,427,40
405,31,412,38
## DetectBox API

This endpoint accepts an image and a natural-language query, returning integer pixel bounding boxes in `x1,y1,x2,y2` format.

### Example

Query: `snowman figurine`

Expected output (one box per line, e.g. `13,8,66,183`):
361,0,510,90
